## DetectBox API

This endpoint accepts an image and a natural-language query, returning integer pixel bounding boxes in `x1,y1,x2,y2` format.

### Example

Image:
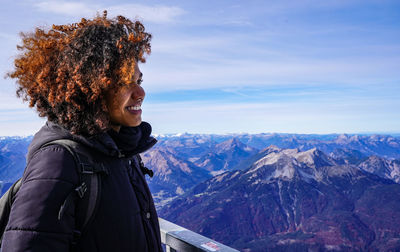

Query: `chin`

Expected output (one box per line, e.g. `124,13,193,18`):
129,120,142,127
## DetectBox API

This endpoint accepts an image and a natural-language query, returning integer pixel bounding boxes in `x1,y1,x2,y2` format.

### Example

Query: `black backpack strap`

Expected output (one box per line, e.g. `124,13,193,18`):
42,139,108,243
0,178,22,247
136,154,154,178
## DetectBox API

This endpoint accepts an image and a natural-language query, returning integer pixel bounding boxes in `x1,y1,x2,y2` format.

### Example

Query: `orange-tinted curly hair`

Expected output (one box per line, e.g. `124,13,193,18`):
7,11,151,136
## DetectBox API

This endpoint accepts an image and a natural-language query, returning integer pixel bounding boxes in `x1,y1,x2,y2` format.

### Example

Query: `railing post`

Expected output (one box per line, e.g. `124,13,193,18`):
166,245,177,252
159,217,240,252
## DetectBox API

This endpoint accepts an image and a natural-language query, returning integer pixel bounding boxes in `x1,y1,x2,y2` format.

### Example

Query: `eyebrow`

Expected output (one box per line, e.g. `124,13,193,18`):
139,72,143,79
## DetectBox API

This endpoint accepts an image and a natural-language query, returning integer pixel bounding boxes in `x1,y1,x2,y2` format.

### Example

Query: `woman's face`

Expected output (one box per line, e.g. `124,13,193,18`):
106,63,145,132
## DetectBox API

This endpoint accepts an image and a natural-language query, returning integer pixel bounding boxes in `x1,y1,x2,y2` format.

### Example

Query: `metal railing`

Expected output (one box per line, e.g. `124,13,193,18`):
159,218,239,252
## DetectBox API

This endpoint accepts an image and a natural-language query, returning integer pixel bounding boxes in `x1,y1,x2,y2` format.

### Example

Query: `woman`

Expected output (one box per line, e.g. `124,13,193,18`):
3,11,163,251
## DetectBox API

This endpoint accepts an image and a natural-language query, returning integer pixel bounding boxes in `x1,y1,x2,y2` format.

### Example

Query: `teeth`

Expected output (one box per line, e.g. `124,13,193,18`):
127,105,141,111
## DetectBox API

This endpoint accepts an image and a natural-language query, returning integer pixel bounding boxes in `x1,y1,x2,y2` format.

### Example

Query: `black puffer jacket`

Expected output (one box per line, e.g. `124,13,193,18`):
2,121,163,252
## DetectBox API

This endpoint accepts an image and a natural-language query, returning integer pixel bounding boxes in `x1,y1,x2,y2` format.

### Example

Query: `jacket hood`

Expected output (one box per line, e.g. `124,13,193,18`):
27,121,157,162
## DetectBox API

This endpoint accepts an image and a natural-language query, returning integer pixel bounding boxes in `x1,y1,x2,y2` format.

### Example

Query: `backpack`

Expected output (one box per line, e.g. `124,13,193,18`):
0,139,151,248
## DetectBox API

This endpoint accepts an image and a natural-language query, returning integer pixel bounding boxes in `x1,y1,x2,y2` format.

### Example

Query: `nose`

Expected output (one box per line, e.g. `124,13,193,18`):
131,84,145,101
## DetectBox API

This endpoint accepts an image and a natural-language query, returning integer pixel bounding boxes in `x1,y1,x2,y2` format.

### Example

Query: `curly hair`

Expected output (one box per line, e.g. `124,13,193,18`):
7,11,151,136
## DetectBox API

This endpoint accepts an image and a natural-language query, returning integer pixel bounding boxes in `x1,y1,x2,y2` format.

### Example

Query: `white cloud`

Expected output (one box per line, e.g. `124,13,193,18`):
35,1,97,17
107,4,185,24
34,1,185,23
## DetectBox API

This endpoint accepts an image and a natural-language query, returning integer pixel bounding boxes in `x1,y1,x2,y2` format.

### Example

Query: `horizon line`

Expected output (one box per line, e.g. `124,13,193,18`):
2,131,400,138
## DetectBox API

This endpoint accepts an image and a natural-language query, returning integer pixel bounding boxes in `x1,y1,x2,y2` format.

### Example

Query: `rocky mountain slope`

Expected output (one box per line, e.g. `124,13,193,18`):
141,147,211,206
358,155,400,183
194,138,258,175
143,137,258,207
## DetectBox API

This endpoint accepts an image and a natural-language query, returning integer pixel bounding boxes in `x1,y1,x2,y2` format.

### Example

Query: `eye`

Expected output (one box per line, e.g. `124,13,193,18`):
137,78,143,85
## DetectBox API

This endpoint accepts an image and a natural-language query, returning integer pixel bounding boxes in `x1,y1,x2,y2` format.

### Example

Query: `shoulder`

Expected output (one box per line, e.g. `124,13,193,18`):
23,144,79,186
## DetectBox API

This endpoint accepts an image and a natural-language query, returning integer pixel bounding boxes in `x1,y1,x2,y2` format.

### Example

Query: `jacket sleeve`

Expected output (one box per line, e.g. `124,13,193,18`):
2,145,79,252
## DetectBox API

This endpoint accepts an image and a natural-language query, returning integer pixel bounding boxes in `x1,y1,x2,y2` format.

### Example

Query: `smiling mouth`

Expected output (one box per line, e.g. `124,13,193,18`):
126,104,141,111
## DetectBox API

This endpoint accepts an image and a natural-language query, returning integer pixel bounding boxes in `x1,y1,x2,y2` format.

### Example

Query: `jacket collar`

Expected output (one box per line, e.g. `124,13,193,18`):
27,121,157,161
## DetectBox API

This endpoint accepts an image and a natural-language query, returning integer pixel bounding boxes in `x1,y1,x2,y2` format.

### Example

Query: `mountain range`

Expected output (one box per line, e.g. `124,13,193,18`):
159,146,400,251
142,133,400,209
0,136,32,193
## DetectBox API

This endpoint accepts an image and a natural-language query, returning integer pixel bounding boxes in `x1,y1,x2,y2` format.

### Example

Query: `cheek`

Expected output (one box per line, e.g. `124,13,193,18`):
106,94,116,114
106,95,122,120
108,91,129,110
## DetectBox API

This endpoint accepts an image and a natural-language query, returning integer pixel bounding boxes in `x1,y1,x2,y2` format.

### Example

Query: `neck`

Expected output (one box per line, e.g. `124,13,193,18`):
110,124,121,133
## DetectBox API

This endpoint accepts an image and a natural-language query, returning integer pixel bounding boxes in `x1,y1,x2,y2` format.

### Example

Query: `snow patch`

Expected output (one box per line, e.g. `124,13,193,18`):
244,146,253,152
273,164,294,179
215,172,229,182
188,157,200,162
253,152,282,168
175,186,184,195
211,170,227,176
230,171,240,179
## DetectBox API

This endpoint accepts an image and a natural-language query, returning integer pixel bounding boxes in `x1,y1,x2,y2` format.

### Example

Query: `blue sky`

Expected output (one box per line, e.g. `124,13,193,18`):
0,0,399,135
